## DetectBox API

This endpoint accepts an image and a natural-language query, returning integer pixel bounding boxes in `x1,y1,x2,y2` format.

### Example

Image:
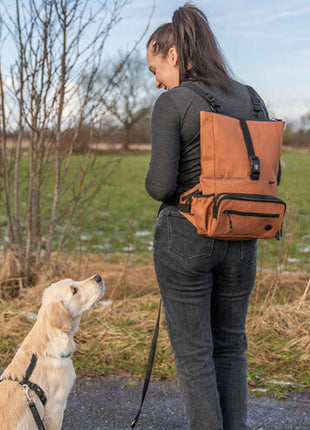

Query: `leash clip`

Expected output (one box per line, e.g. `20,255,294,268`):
22,384,36,404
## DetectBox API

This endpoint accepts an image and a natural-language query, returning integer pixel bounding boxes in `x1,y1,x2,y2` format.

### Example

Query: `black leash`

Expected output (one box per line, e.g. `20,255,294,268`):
27,399,46,430
130,300,162,428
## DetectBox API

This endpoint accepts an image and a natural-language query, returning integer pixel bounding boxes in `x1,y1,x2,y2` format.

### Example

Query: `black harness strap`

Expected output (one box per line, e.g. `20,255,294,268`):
0,355,47,429
130,301,162,428
21,354,47,406
23,353,38,381
25,380,47,405
20,354,46,430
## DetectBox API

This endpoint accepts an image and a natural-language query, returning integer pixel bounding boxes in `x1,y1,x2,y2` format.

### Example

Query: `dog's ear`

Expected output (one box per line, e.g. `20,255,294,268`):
47,301,73,333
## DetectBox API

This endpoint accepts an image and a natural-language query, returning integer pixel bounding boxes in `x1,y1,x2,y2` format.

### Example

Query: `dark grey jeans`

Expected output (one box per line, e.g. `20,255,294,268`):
153,206,257,430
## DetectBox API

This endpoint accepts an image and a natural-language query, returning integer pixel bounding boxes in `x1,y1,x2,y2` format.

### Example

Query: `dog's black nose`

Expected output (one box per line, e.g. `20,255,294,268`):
94,274,102,283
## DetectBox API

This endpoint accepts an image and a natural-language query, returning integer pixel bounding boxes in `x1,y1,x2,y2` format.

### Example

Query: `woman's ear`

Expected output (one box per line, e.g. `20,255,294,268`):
168,46,178,66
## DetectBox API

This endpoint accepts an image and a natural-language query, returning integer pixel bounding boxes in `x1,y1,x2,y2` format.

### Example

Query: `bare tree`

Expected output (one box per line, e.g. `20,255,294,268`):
283,114,310,148
301,112,310,129
96,50,157,150
0,0,129,293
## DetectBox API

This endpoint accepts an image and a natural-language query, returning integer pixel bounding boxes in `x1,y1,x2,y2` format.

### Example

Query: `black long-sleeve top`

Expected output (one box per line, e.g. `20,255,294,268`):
145,79,270,205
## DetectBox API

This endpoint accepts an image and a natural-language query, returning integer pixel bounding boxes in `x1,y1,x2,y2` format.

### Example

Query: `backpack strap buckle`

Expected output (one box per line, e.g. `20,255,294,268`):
250,155,260,180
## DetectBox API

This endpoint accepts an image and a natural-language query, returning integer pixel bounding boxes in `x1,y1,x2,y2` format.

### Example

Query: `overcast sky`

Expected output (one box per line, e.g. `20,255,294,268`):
1,0,309,124
108,0,310,124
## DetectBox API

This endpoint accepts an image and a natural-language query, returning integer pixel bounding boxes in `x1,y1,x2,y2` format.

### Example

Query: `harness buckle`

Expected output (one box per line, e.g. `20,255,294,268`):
22,384,36,404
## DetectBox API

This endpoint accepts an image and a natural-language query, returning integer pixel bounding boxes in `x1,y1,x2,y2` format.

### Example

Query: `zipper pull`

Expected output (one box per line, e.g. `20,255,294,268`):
224,210,233,229
182,190,196,203
275,224,283,240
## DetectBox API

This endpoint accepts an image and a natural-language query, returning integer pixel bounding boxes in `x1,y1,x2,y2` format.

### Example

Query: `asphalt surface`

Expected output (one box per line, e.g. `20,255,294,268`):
62,377,310,429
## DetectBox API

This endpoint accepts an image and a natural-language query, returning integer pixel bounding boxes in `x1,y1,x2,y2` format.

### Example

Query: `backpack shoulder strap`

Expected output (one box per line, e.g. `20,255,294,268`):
181,82,223,113
183,81,267,119
245,85,268,118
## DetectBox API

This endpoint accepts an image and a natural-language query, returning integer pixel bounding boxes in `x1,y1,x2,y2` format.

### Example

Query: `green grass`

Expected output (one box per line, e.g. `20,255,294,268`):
0,151,309,270
75,151,310,271
77,154,159,257
257,152,310,270
0,153,310,271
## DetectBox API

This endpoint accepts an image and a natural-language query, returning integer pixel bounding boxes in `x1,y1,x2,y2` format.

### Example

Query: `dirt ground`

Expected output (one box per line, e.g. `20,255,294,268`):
62,376,310,430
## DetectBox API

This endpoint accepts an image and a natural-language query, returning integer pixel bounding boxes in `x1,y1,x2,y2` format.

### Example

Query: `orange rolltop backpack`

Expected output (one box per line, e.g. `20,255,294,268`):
178,83,286,240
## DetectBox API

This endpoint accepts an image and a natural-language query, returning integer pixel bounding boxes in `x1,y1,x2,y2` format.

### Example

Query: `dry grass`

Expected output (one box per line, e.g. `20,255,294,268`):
0,254,309,396
246,273,310,394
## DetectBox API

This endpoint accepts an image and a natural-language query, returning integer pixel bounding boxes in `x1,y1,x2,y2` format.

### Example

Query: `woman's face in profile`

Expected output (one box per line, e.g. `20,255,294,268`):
147,42,179,91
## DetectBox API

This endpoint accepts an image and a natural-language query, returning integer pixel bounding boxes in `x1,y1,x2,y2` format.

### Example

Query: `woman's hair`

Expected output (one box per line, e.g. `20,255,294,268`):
147,3,231,91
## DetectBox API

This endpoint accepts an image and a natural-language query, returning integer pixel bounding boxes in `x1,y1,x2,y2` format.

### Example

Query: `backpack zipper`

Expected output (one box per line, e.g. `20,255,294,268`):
181,190,214,204
224,210,280,229
213,193,286,219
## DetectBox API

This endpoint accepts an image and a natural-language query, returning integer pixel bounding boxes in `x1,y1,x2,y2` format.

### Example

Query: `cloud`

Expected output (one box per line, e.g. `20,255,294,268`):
279,6,310,18
271,98,310,123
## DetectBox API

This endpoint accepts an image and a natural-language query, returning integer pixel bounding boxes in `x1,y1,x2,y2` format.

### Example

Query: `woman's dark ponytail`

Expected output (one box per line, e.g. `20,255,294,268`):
148,3,231,91
172,5,197,84
172,3,231,90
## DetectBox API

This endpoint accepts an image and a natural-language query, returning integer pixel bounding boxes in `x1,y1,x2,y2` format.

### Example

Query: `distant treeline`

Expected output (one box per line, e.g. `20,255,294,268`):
5,116,151,153
5,116,310,151
283,123,310,148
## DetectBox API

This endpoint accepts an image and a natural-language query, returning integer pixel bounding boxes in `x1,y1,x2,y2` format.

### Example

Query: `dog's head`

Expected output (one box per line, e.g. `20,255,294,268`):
42,274,105,333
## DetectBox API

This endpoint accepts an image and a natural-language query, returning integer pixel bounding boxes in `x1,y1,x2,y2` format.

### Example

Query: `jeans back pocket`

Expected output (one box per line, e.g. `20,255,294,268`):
168,210,214,261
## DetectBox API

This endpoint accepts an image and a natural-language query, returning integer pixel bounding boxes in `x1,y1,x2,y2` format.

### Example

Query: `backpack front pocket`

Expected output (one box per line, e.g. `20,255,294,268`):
210,193,286,239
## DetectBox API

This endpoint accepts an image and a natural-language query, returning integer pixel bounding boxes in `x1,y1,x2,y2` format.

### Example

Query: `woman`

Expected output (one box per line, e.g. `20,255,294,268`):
145,4,269,430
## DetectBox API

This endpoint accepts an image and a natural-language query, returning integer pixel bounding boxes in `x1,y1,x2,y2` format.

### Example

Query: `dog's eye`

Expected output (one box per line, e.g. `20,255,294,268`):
71,286,78,295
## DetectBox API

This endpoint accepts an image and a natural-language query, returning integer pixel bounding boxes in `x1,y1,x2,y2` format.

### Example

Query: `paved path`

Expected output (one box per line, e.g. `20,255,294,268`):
62,377,310,429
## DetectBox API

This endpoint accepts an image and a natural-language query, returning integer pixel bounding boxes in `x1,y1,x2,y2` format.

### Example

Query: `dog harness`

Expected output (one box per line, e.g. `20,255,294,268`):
0,354,47,430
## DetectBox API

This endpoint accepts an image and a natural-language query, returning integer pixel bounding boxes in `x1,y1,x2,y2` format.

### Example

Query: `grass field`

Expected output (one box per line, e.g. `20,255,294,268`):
0,151,308,270
70,151,310,271
0,150,309,397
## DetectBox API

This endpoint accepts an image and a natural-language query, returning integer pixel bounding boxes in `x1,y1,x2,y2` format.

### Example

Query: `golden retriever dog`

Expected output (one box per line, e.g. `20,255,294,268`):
0,274,104,430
